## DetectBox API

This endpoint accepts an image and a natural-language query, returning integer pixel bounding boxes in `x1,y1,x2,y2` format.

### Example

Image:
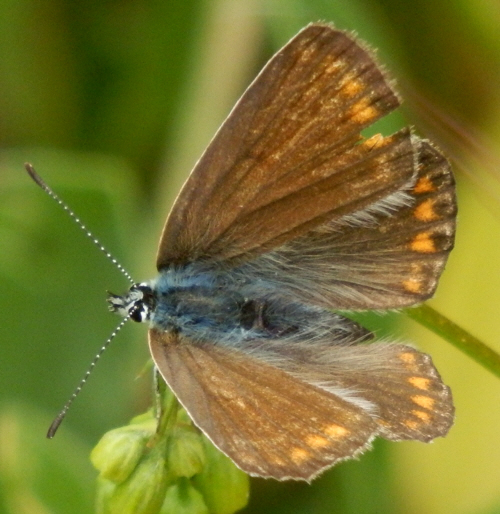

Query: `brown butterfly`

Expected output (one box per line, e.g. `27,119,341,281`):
105,23,456,480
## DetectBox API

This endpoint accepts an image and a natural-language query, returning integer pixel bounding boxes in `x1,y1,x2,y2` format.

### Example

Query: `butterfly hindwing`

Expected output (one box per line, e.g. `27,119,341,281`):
149,325,453,480
149,329,379,481
244,139,456,310
234,336,454,442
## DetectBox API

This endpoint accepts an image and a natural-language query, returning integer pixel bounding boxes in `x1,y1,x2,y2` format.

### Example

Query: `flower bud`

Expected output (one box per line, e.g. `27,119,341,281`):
160,478,208,514
97,438,171,514
193,438,249,514
91,421,155,484
166,426,205,478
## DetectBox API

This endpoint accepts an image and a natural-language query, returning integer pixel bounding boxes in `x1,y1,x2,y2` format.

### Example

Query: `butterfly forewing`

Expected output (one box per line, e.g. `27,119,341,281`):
157,23,413,267
149,330,378,481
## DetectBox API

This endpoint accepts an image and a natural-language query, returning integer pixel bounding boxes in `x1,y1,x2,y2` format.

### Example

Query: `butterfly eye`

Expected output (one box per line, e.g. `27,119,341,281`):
129,305,149,323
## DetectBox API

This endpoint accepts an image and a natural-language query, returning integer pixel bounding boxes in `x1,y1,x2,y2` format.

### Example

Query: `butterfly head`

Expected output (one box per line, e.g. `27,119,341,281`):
107,283,156,323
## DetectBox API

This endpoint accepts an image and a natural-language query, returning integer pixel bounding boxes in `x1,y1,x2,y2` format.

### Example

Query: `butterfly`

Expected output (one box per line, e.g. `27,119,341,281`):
106,23,456,481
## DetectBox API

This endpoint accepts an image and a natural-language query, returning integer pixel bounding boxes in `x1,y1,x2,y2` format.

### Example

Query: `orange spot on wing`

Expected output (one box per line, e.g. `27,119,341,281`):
342,77,364,97
404,419,419,430
411,409,431,423
408,377,431,390
324,424,349,438
410,232,436,253
412,395,435,410
414,198,439,222
402,278,423,294
414,176,436,194
349,98,379,124
290,447,311,464
363,133,391,150
399,352,417,365
305,434,330,449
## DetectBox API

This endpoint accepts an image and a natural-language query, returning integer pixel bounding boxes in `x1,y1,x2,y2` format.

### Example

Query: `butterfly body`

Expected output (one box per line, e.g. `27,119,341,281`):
109,263,372,347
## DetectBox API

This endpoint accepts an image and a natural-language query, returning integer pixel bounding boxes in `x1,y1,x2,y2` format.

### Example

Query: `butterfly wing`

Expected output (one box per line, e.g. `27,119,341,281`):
246,139,456,309
157,23,416,267
149,329,378,481
231,335,454,443
149,329,453,480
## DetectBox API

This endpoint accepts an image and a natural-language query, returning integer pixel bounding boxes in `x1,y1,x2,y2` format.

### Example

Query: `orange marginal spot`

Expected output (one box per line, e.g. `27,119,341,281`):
410,232,436,253
305,434,331,449
342,76,364,97
408,377,431,391
403,419,419,430
402,278,423,294
411,394,436,410
411,409,431,423
348,98,379,124
412,395,435,410
290,447,312,464
399,352,417,365
414,176,436,194
323,424,349,438
414,198,439,222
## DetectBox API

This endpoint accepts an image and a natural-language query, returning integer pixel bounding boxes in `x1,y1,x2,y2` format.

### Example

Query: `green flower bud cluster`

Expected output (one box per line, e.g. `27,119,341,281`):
91,393,249,514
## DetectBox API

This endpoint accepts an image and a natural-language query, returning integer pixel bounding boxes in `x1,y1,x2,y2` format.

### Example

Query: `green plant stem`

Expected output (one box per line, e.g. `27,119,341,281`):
407,304,500,378
156,374,180,438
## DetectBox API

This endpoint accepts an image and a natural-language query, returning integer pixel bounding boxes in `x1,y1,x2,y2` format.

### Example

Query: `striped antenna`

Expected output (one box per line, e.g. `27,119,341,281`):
25,163,135,285
46,315,131,438
25,163,136,436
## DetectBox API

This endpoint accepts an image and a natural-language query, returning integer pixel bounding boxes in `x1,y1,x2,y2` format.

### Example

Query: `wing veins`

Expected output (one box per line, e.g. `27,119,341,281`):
212,42,395,213
207,32,361,210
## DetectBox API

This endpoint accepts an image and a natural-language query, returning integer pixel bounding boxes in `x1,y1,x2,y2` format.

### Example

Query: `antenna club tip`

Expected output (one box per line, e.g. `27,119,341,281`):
24,162,47,188
47,415,64,438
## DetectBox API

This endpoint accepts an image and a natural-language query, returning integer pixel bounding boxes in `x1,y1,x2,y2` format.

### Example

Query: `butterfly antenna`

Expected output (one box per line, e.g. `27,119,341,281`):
25,163,135,285
47,314,131,438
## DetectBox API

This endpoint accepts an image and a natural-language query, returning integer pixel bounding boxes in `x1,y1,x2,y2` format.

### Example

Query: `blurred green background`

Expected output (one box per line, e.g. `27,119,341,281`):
1,0,500,513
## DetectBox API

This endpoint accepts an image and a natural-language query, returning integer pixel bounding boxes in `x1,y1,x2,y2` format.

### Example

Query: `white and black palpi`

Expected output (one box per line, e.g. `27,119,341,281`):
30,23,456,481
